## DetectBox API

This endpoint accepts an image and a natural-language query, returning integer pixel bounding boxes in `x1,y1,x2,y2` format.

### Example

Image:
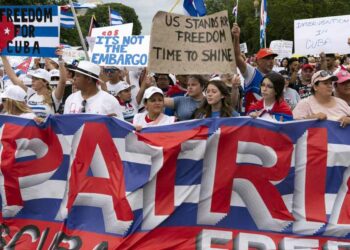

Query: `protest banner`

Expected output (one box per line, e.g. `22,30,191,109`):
270,40,293,59
0,5,60,57
2,115,350,249
87,23,134,56
148,11,237,74
90,35,150,67
240,42,248,54
62,48,87,62
294,15,350,55
90,23,133,38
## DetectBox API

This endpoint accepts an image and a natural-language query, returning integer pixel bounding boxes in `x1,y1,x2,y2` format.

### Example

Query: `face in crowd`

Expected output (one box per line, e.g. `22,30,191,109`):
206,83,224,106
156,74,171,91
104,67,122,82
187,76,203,98
257,55,275,74
31,76,49,92
301,68,314,82
118,87,132,103
260,78,276,101
145,93,164,115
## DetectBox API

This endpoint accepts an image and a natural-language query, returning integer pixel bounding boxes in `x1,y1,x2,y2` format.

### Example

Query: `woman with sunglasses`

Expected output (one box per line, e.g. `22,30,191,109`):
194,80,239,118
1,85,36,119
1,53,66,119
247,72,293,121
293,70,350,127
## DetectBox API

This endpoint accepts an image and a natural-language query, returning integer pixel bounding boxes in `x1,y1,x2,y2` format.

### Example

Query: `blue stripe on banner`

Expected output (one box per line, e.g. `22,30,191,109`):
51,155,71,181
16,199,63,221
175,159,203,185
16,26,59,37
123,161,151,192
1,46,57,57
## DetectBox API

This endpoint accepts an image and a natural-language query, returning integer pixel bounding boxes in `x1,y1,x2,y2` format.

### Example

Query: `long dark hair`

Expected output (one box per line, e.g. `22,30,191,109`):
194,80,233,118
262,72,285,101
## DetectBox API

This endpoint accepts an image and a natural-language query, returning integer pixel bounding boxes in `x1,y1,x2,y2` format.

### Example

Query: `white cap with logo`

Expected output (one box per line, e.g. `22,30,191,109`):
1,85,27,102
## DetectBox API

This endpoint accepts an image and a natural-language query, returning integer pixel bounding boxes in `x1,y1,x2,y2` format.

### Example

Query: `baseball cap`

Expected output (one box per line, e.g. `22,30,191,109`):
69,60,101,81
1,85,27,102
301,64,314,71
336,70,350,84
142,86,164,104
28,68,51,83
256,48,278,60
311,70,338,86
114,81,135,96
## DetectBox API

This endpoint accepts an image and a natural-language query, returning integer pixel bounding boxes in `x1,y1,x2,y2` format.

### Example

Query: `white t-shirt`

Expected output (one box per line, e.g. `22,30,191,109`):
27,88,61,118
19,112,37,119
133,112,175,127
64,90,124,119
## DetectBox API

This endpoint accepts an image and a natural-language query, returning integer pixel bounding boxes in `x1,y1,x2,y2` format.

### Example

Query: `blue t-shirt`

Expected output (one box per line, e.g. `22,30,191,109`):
210,110,240,118
173,96,202,121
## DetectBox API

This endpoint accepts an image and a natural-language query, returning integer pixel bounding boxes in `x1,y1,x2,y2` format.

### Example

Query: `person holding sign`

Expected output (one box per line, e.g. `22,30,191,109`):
247,72,293,121
293,70,350,127
1,55,65,118
231,23,278,112
133,86,175,129
63,60,123,118
194,80,240,118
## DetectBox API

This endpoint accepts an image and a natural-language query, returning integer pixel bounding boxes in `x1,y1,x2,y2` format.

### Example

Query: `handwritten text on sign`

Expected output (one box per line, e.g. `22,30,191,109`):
0,5,59,57
91,35,150,67
148,11,236,74
294,15,350,55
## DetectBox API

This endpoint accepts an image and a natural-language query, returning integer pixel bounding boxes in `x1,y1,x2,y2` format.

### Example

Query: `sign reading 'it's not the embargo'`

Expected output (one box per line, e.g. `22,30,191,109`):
148,11,237,75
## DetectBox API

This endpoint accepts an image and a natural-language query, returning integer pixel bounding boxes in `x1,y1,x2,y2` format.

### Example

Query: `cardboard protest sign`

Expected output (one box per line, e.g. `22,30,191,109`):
0,5,60,57
148,11,236,74
270,40,293,59
91,35,150,67
294,15,350,55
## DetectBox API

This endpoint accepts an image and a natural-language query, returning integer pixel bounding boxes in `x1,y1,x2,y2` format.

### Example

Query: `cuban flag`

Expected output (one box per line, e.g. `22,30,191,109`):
183,0,207,17
260,0,268,48
61,3,97,10
109,8,124,26
60,9,75,29
3,57,32,81
0,5,60,57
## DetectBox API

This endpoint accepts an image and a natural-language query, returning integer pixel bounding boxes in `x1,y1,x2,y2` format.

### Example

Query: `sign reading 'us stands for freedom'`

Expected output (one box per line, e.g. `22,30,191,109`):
2,115,350,249
0,5,60,57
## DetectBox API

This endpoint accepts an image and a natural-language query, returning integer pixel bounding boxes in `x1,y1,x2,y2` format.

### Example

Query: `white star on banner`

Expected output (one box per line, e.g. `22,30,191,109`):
4,27,10,35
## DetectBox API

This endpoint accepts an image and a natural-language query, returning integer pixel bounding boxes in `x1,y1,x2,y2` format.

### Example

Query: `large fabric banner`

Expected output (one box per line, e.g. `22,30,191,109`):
0,5,60,57
1,115,350,249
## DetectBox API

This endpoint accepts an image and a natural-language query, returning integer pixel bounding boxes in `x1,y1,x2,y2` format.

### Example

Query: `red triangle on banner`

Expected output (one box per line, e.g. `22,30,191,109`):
0,15,16,53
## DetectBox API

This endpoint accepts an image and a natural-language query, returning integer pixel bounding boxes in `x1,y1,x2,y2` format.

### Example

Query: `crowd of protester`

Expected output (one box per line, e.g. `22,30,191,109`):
0,24,350,129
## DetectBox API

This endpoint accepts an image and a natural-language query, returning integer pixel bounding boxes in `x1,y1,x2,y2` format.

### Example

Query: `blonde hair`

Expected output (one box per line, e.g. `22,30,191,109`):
4,99,33,115
42,82,53,107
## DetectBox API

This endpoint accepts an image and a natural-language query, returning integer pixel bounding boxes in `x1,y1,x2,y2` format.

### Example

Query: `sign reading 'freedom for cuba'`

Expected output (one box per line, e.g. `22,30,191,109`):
0,5,59,57
1,115,350,249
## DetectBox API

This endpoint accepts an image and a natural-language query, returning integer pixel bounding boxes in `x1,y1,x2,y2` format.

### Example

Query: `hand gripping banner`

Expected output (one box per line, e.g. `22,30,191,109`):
1,115,350,249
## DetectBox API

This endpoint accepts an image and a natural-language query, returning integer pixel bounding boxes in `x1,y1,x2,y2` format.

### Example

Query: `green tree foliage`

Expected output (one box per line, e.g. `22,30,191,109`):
61,3,142,46
206,0,350,54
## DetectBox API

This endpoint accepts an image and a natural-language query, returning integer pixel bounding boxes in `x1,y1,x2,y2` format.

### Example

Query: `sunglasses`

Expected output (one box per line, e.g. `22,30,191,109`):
319,70,333,77
81,100,87,113
104,68,117,74
51,76,60,81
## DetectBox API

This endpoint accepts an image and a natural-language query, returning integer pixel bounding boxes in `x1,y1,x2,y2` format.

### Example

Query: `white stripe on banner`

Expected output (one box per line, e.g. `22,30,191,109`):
60,20,75,25
8,37,59,48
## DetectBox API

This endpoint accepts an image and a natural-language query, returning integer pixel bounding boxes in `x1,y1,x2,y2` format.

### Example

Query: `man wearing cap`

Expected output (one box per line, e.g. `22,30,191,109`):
113,81,138,122
232,23,277,112
101,66,124,97
63,61,123,118
335,70,350,106
290,64,314,99
323,53,341,74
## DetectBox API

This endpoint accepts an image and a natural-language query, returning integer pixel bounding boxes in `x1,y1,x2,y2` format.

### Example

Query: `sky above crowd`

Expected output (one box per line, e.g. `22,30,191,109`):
102,0,184,35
